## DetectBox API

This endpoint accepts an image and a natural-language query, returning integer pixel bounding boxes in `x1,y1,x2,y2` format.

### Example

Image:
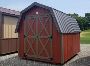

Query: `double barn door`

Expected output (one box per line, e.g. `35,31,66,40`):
24,14,53,60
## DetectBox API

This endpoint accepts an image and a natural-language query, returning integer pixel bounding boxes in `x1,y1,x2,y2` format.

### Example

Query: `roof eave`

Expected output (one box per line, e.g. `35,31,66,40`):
21,2,52,14
0,11,20,18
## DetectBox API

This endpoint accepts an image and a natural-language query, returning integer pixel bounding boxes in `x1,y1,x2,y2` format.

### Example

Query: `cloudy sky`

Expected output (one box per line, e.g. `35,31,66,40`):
0,0,90,16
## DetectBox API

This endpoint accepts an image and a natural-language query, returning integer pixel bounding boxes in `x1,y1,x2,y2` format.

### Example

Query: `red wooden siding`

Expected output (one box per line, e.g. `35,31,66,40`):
52,22,61,64
63,33,80,62
18,20,24,57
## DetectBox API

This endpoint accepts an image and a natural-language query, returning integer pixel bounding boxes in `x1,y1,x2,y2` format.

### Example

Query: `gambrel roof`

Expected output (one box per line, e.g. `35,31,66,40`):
52,9,80,33
16,2,80,33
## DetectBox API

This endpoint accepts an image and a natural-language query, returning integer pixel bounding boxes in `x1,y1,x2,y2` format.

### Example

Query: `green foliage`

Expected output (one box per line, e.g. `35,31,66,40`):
68,13,90,31
85,13,90,21
68,13,79,18
76,17,89,30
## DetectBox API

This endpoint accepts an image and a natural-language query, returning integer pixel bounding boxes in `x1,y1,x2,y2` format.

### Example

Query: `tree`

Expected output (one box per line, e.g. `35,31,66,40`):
85,13,90,29
67,13,79,18
67,13,90,31
76,17,88,30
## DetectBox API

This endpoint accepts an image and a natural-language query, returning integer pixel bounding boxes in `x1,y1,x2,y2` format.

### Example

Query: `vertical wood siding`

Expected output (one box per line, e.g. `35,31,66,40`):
0,38,19,54
52,22,61,64
0,14,19,54
63,33,80,62
18,20,24,57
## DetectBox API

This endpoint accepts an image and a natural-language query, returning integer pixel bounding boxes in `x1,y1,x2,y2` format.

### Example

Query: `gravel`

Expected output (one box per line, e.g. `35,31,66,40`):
0,44,90,66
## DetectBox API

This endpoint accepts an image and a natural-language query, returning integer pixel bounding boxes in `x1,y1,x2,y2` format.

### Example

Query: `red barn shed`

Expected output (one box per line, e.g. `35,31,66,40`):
16,2,80,64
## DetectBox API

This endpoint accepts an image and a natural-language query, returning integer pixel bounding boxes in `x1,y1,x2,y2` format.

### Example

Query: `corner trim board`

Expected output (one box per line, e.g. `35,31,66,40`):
60,33,64,64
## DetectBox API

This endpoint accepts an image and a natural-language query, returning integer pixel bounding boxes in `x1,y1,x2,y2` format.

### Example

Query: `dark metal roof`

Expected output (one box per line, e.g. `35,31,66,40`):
52,9,80,33
21,2,52,14
0,7,20,16
16,2,80,33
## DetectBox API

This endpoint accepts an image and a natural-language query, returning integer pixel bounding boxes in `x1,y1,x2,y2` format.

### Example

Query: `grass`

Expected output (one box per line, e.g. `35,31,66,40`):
80,29,90,44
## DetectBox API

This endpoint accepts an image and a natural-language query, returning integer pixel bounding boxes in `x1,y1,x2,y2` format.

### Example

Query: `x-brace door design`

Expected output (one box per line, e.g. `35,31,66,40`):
24,14,53,60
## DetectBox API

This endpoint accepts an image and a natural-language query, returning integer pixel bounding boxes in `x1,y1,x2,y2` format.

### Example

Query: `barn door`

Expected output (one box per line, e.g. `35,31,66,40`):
24,14,53,60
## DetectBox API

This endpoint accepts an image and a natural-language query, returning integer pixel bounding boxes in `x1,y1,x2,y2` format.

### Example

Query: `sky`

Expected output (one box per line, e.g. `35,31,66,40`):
0,0,90,17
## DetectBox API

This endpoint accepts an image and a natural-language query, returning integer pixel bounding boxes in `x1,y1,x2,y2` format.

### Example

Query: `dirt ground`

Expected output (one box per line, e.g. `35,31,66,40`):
0,44,90,66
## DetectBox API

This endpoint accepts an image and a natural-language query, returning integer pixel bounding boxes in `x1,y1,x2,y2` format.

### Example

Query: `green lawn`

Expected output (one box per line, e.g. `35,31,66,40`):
80,29,90,44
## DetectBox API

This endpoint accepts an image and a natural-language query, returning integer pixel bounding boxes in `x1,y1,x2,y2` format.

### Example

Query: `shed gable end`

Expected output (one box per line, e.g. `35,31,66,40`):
16,2,81,33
